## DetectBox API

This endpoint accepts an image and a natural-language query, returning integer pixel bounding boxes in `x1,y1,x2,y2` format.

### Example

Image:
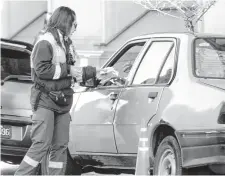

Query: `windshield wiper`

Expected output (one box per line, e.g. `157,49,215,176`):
1,75,32,86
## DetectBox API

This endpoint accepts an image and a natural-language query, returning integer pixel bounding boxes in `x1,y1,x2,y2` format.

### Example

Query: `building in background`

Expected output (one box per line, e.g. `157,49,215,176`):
1,0,224,68
1,0,47,42
50,0,187,67
201,0,225,34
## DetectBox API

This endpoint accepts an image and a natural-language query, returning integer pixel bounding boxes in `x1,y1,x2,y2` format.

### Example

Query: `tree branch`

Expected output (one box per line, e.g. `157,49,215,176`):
194,0,216,24
134,0,217,32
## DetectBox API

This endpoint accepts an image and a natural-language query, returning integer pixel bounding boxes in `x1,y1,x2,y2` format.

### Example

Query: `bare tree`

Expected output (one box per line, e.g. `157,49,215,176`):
134,0,217,32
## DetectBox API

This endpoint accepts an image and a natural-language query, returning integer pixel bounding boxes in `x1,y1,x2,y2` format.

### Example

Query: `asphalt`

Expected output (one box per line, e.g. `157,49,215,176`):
0,161,216,175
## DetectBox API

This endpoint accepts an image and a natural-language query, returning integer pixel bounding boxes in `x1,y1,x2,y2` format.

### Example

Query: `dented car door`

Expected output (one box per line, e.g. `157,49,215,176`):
114,38,178,153
70,39,148,153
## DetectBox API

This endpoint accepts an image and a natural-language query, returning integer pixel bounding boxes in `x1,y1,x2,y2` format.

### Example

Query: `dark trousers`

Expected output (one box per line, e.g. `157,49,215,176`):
15,107,70,175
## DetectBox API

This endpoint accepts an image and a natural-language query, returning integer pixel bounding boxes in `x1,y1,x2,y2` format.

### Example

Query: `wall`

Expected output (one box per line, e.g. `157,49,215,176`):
1,0,47,40
14,15,46,44
104,0,145,43
202,0,225,34
1,1,10,38
104,10,187,51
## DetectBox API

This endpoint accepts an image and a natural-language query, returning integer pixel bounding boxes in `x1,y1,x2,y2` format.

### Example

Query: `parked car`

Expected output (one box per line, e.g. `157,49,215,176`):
1,33,225,175
1,38,33,164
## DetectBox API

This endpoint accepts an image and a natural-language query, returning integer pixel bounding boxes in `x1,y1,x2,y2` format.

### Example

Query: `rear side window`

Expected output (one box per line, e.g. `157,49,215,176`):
195,38,225,79
1,48,31,80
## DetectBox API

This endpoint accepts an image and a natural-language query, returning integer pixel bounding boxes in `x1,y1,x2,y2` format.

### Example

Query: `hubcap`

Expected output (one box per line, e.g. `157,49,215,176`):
158,149,176,175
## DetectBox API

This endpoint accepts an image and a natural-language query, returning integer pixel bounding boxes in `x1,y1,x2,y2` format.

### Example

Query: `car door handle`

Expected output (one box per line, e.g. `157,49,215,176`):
148,92,158,99
109,92,118,101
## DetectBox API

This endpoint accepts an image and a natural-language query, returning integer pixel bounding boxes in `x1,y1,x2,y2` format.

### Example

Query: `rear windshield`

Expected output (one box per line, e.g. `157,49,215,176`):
194,38,225,79
1,48,31,80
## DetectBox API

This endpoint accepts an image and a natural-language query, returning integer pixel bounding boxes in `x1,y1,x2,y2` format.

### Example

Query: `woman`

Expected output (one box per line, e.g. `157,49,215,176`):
15,6,114,175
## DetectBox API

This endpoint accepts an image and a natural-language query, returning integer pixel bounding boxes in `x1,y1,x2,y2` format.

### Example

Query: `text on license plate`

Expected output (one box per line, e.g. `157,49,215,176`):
1,125,12,139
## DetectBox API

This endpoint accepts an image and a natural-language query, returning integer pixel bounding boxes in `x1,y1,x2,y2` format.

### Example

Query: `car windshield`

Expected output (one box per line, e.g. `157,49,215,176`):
194,38,225,79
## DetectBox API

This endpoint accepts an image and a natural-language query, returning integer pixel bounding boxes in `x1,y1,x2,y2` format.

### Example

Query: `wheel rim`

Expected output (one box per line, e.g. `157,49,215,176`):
158,148,176,175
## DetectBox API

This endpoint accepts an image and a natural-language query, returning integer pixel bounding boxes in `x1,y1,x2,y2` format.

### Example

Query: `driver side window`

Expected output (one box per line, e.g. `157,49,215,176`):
100,41,146,87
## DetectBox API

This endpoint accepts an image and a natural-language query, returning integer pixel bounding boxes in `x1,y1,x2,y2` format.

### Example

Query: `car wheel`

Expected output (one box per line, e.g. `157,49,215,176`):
208,164,225,175
153,136,182,175
37,148,82,175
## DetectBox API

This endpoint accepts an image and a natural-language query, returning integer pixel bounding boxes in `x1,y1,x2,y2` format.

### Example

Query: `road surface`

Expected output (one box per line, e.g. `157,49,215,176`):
0,161,215,175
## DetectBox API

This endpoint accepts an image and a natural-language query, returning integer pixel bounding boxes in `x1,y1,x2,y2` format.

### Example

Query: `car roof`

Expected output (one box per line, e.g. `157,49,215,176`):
130,32,225,41
0,38,33,51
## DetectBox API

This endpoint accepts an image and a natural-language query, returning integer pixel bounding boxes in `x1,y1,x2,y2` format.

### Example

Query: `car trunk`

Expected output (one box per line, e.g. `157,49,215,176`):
1,39,32,144
1,39,33,117
1,39,33,146
1,81,33,117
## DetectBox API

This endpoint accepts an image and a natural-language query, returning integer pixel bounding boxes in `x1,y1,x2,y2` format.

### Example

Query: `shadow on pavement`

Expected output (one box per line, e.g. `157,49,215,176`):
82,166,134,175
0,161,218,175
0,161,18,175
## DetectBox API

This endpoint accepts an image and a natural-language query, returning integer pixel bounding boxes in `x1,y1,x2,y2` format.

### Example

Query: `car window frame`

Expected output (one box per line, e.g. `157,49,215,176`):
127,37,179,88
93,39,150,90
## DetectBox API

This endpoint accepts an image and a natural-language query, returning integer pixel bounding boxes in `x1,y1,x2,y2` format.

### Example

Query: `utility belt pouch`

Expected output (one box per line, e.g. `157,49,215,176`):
48,89,74,106
34,83,74,106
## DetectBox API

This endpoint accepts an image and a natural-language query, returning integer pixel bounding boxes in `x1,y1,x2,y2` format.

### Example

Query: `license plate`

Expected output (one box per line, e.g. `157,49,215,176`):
0,125,12,139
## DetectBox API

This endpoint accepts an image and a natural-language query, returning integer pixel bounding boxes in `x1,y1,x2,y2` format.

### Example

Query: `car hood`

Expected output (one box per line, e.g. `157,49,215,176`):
1,38,33,51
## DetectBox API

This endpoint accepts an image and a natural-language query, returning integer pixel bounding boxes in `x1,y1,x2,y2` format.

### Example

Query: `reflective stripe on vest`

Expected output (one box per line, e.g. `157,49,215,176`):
30,32,66,80
53,63,61,80
49,161,63,168
23,155,39,167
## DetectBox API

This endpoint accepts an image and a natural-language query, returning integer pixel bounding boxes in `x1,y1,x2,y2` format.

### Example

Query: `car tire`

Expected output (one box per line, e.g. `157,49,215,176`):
153,136,183,175
1,155,23,165
37,148,82,175
208,164,225,175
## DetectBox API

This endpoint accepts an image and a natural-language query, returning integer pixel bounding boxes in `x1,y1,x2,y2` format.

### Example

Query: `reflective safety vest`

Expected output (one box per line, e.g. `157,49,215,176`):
30,32,73,113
